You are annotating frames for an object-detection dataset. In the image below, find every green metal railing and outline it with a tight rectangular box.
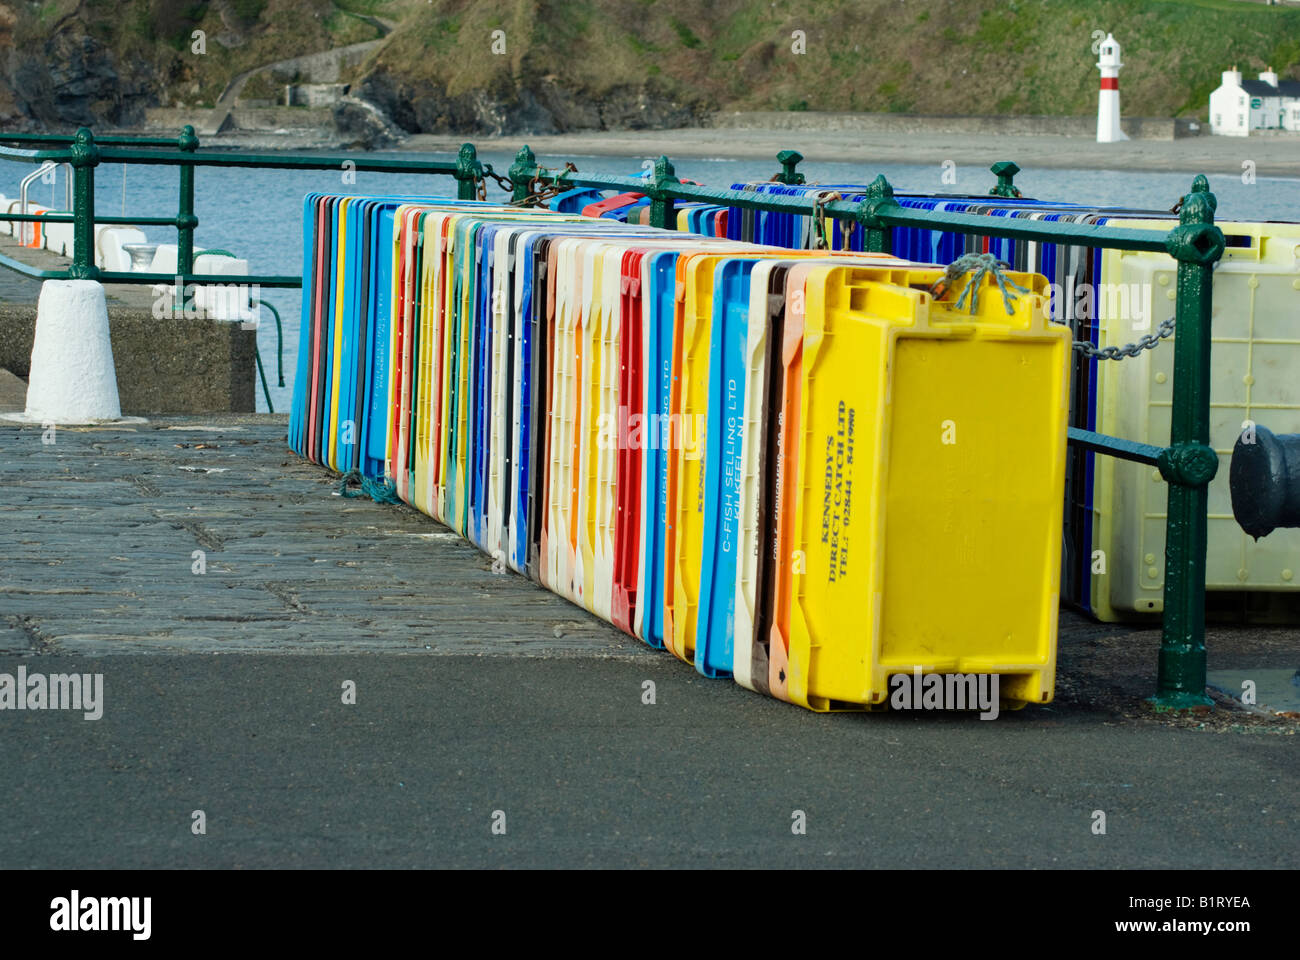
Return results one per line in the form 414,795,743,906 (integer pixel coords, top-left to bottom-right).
0,129,1225,711
0,126,482,410
0,125,483,285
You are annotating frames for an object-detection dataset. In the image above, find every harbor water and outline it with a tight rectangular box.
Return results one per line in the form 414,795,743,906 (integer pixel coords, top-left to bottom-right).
5,152,1299,413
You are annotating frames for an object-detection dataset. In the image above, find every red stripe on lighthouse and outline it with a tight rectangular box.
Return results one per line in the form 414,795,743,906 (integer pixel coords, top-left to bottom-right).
1100,77,1119,90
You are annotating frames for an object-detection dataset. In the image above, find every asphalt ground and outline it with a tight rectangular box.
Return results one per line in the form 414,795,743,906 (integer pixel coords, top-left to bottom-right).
1,652,1295,870
0,417,1295,868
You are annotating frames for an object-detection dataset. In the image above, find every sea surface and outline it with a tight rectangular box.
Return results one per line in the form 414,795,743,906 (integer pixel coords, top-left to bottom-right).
5,151,1299,413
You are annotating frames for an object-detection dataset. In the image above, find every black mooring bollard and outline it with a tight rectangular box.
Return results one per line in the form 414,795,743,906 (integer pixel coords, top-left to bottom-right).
1230,423,1300,538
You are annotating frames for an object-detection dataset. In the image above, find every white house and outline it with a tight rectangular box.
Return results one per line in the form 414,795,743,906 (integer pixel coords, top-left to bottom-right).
1210,67,1300,136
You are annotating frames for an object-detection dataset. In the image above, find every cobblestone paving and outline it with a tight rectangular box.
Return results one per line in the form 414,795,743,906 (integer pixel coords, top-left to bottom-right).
0,415,653,659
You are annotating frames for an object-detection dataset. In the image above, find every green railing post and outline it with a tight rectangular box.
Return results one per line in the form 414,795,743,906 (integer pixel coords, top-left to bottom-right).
990,161,1021,198
454,142,482,201
68,127,99,280
1151,175,1225,712
648,155,678,230
774,149,806,185
508,145,536,204
176,125,199,286
856,174,896,254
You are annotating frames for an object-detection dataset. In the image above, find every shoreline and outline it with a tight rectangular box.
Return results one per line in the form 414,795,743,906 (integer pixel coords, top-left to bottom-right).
405,128,1300,178
146,125,1300,178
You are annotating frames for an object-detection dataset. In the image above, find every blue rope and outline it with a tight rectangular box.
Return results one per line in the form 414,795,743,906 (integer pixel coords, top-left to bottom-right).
338,468,402,504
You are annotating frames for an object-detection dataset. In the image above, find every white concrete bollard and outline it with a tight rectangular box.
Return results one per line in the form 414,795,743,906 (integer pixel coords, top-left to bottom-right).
5,279,142,425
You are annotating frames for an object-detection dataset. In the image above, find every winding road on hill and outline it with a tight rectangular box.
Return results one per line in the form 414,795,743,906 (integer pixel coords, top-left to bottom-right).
200,13,397,134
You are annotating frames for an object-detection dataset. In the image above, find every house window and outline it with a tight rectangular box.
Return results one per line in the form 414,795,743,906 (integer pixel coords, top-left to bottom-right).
1215,113,1222,126
1239,114,1245,126
1239,96,1245,106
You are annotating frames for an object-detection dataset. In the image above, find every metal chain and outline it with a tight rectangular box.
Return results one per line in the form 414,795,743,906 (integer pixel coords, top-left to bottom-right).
507,162,580,207
811,191,841,250
478,163,514,194
1073,315,1175,359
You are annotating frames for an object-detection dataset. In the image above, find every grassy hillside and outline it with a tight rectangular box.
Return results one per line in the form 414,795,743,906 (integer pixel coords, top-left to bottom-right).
370,0,1300,117
4,0,1300,129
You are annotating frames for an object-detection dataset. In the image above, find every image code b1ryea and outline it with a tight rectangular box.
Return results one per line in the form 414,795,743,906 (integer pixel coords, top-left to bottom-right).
1130,897,1253,911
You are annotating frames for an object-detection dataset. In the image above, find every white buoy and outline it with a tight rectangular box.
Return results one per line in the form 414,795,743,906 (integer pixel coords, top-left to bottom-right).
1,279,144,425
1096,34,1128,143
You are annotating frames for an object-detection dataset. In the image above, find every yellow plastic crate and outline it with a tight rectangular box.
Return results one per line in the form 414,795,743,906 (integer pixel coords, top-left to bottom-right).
1092,221,1300,620
663,251,717,664
575,242,615,617
773,263,1069,711
413,207,446,521
545,237,586,601
432,212,460,525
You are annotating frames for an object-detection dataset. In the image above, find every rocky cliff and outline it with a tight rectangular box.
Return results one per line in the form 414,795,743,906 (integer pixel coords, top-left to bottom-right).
4,0,1300,137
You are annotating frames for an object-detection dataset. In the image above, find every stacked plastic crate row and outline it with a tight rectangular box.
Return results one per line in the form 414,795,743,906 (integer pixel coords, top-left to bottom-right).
688,184,1300,621
289,197,1072,711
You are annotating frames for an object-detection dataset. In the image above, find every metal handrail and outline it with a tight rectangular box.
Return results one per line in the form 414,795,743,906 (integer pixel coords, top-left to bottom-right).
503,159,1181,254
18,161,71,244
0,132,186,147
0,126,472,284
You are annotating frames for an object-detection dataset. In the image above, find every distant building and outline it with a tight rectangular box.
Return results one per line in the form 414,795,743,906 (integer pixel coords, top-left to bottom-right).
1209,67,1300,136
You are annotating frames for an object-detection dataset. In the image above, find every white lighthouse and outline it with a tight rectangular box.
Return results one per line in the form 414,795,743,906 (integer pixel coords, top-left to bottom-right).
1096,33,1128,142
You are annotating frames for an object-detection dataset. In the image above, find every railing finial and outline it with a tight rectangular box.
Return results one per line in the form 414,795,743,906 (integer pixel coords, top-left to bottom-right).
775,150,805,185
989,161,1020,198
455,142,482,201
508,145,536,204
